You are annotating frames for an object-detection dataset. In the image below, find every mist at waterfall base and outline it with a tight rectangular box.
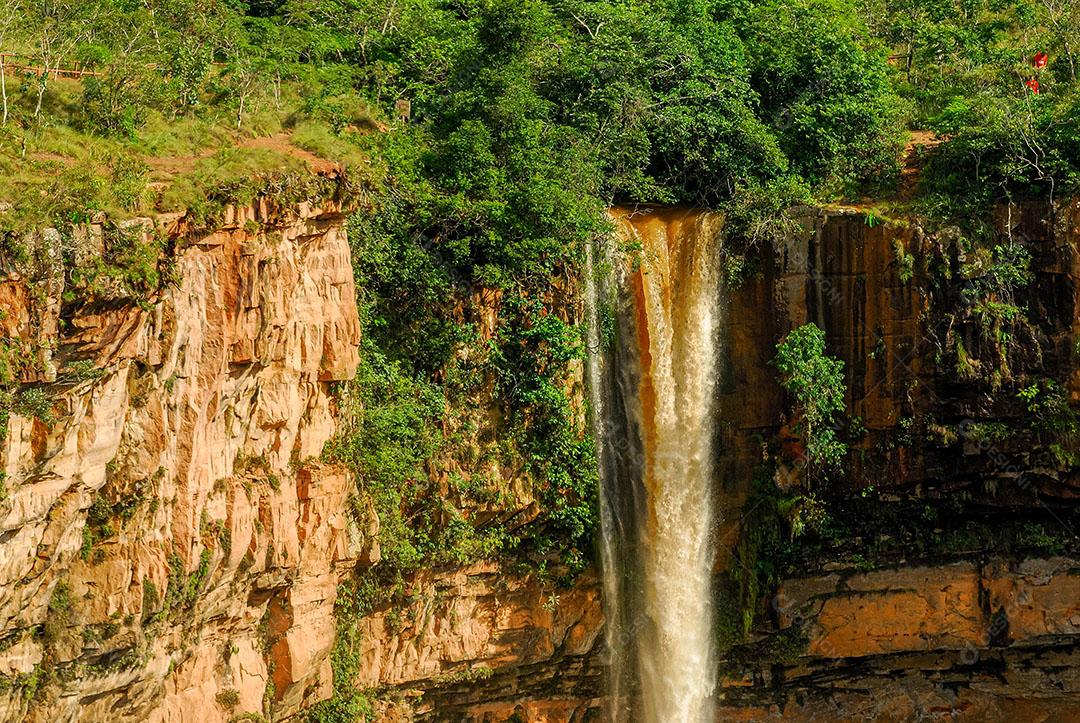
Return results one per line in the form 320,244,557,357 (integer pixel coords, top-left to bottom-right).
586,209,726,723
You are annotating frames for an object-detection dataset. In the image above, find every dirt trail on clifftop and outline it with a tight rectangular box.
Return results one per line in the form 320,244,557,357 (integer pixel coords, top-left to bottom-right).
146,132,341,178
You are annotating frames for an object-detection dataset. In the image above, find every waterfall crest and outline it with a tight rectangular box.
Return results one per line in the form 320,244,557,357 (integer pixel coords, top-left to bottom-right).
587,208,725,723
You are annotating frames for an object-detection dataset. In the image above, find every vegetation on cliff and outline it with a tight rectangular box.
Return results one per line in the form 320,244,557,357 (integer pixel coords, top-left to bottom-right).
773,323,848,472
2,0,1080,715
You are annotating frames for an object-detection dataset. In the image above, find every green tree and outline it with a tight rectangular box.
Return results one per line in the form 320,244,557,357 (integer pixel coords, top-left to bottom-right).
27,0,96,117
0,0,23,125
773,323,848,470
742,0,909,191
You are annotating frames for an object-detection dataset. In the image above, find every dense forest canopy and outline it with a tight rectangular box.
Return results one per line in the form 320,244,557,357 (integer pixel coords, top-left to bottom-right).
4,0,1077,222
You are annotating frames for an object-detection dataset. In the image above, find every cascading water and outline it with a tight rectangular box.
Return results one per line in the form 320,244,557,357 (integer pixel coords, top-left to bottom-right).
586,207,725,723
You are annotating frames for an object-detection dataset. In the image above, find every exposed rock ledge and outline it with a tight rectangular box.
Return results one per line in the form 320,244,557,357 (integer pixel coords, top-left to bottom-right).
720,557,1080,721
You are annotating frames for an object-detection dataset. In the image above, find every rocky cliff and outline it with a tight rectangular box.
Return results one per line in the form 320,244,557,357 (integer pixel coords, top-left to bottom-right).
0,194,603,723
712,201,1080,721
0,199,363,722
355,564,603,722
3,197,1080,723
415,202,1080,721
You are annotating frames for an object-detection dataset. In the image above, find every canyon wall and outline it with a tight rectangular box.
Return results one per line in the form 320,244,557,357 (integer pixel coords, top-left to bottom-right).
416,202,1080,721
713,201,1080,721
0,200,364,722
2,196,1080,722
0,196,604,723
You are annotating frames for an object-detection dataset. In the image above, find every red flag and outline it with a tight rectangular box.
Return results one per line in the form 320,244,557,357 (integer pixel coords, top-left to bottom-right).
1033,52,1049,69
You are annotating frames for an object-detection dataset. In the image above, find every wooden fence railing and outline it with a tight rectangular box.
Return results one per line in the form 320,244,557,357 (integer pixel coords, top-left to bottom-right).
0,53,102,78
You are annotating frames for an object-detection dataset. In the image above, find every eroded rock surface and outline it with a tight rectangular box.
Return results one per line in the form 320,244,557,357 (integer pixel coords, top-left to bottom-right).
0,200,362,722
362,564,604,721
3,199,1080,723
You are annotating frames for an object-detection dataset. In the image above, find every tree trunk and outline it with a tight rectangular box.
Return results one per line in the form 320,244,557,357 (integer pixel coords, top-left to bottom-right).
34,72,46,118
1,56,7,125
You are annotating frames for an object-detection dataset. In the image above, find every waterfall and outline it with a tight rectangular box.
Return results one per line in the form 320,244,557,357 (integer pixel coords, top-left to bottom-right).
587,207,724,723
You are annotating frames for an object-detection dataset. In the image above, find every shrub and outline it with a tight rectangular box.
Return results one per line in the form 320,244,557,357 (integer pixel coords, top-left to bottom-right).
81,61,153,138
14,387,55,425
214,689,240,710
43,580,72,646
773,323,848,470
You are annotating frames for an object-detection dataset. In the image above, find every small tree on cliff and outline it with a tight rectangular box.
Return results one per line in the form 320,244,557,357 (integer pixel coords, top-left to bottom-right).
773,323,847,473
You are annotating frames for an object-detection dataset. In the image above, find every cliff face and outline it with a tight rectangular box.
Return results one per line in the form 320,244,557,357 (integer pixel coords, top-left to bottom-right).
2,197,1080,723
368,202,1080,720
0,200,363,722
712,201,1080,720
753,558,1080,721
357,564,604,722
0,197,603,723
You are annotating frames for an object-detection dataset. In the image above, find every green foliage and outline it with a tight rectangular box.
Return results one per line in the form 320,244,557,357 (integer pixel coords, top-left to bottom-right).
494,294,597,575
68,222,171,303
732,466,828,636
773,323,848,469
331,0,904,237
81,61,154,138
13,387,55,425
965,422,1011,443
328,211,530,574
1018,378,1078,436
893,238,915,283
42,580,72,647
156,147,332,225
429,665,494,686
81,495,115,562
0,664,43,702
742,0,909,192
1015,520,1070,554
214,689,240,710
141,579,160,623
305,580,376,723
81,476,149,562
936,238,1037,390
920,92,1080,221
333,163,597,575
60,359,105,384
326,347,446,572
857,0,1080,216
556,0,788,206
159,550,212,619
